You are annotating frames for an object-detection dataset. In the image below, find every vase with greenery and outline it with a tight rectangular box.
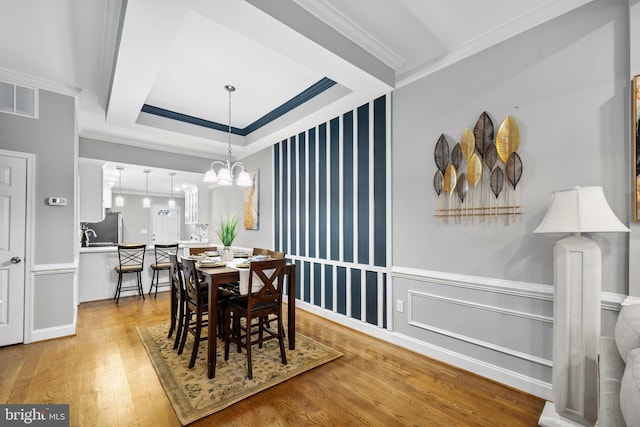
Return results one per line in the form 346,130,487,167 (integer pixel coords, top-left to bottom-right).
217,214,238,261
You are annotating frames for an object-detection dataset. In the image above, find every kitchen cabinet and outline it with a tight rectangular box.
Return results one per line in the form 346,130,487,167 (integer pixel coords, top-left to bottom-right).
103,184,112,209
184,185,209,224
79,163,105,222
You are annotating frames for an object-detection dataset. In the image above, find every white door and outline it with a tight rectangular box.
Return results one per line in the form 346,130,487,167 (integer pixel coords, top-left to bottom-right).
0,155,26,346
151,204,180,244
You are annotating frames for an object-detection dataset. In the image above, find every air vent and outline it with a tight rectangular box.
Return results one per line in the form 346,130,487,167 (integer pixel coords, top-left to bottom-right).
0,80,38,118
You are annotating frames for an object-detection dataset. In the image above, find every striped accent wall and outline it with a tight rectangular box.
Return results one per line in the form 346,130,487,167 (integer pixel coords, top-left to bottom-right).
274,95,389,328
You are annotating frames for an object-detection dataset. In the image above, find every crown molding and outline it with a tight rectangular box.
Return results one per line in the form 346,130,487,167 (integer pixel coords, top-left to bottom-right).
291,0,405,70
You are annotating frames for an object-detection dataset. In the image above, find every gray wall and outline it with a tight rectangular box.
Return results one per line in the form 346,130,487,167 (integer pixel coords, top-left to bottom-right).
390,0,629,397
393,0,629,293
0,89,77,338
1,90,76,264
209,147,274,250
79,137,213,174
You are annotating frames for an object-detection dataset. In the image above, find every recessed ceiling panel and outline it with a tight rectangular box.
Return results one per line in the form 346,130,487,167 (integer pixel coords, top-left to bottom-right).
144,10,323,129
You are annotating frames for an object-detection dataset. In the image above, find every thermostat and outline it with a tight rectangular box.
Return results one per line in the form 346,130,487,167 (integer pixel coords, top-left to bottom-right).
47,197,67,206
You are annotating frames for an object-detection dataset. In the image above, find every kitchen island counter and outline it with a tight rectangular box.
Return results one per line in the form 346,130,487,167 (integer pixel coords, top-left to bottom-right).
78,242,224,302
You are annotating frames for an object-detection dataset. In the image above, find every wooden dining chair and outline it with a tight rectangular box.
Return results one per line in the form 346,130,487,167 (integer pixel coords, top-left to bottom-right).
114,244,146,303
189,246,217,256
179,257,235,368
168,253,185,350
149,243,179,297
268,250,285,259
252,247,270,256
224,258,288,379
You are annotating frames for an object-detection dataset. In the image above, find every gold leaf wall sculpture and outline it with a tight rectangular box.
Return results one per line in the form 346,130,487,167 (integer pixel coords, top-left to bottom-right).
495,116,520,164
433,113,523,224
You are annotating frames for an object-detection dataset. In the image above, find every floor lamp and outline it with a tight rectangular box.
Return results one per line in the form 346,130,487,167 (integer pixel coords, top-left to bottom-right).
534,186,629,426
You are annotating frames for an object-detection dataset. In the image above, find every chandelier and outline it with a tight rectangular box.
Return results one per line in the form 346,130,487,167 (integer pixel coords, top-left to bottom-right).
203,85,252,186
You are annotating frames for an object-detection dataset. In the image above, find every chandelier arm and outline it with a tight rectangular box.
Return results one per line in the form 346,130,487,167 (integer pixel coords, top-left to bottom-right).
230,162,246,174
209,160,226,170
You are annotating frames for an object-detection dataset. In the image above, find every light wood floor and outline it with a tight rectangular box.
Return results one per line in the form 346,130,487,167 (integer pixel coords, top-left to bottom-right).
0,292,544,426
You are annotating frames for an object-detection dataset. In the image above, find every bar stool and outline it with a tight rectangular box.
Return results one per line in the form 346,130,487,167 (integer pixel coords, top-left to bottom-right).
114,244,146,303
149,243,179,297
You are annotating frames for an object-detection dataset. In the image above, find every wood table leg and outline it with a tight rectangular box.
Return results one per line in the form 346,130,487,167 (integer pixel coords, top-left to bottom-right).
207,276,217,379
287,263,296,350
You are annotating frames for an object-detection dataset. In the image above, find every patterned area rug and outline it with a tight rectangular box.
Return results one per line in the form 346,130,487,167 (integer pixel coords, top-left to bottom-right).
137,323,342,425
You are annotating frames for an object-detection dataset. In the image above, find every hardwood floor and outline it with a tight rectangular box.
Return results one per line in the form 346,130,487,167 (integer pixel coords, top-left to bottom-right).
0,293,544,426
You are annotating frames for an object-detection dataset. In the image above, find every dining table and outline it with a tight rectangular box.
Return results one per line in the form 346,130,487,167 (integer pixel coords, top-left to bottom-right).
197,255,297,379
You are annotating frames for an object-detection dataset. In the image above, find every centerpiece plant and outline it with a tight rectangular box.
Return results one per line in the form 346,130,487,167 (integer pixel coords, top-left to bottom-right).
217,214,238,261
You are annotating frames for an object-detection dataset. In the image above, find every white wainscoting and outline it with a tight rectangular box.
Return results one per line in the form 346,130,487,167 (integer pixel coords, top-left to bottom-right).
296,266,626,400
30,262,77,342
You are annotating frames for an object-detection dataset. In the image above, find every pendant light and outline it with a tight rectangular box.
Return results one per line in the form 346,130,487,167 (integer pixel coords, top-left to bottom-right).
168,172,176,209
143,169,151,208
203,85,252,186
115,166,124,207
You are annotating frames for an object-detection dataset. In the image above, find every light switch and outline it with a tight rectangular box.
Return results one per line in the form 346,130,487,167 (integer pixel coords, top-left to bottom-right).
47,197,67,206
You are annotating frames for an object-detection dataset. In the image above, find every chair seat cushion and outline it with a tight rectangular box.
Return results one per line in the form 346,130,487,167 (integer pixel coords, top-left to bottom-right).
621,348,640,426
615,304,640,363
226,295,278,312
151,262,170,270
115,265,143,273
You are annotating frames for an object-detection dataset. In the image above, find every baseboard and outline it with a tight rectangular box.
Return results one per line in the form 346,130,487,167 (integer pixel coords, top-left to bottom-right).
30,323,76,343
296,300,552,400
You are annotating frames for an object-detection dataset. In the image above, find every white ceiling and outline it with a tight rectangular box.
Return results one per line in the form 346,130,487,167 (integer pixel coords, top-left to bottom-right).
0,0,593,194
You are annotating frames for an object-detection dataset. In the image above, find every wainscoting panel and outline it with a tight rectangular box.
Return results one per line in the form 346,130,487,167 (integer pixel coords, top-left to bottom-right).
30,263,77,342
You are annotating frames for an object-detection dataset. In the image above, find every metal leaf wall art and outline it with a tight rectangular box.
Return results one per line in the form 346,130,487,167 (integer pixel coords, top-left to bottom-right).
433,112,523,225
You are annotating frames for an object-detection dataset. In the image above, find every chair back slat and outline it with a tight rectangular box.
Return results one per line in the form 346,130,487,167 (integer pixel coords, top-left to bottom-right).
247,259,286,310
117,244,146,268
155,243,179,264
180,257,203,304
169,253,183,296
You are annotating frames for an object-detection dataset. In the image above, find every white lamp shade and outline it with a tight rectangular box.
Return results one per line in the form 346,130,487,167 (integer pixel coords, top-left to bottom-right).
534,186,629,234
203,169,218,183
217,167,232,185
168,199,176,209
143,197,151,208
236,170,252,187
115,195,124,207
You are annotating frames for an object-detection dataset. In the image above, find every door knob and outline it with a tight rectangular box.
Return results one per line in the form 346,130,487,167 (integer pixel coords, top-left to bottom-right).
10,257,21,264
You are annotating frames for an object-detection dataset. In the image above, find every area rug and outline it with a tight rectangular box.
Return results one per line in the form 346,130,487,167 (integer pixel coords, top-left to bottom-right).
137,323,342,425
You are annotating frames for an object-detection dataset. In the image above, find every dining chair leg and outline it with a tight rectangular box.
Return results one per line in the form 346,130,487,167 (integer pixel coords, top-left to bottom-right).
154,272,160,298
137,272,145,300
173,301,185,350
168,292,177,339
224,307,231,361
189,312,202,369
178,311,190,355
115,273,122,303
235,317,242,353
278,317,287,365
246,325,253,379
148,270,157,295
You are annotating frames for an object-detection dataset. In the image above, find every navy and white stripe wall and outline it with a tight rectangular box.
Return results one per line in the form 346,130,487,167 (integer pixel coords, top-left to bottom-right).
273,94,390,328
